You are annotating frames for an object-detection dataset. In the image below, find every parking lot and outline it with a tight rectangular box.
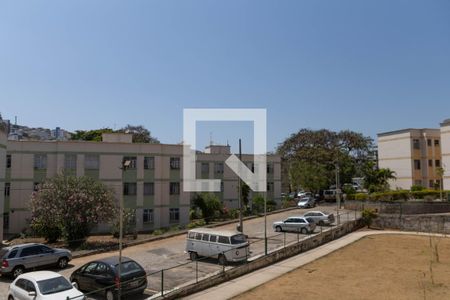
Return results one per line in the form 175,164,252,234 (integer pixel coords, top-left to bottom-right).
0,204,359,299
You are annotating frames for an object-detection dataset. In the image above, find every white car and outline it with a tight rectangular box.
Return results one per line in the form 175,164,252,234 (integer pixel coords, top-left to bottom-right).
8,271,85,300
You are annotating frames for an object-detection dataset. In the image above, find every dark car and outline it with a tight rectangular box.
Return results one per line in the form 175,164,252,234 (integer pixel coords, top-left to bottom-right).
70,256,147,300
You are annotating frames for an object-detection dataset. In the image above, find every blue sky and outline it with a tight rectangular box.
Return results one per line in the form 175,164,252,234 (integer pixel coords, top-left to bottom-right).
1,0,450,152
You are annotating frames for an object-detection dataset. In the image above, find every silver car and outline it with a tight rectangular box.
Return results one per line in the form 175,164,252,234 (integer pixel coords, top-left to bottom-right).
272,217,316,234
303,211,335,226
0,243,72,278
297,197,316,208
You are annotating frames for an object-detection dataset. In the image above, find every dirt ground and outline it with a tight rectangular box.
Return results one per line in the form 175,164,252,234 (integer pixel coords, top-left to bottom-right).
235,234,450,300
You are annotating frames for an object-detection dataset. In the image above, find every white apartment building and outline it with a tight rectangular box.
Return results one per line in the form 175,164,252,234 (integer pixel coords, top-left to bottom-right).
441,119,450,190
0,132,281,239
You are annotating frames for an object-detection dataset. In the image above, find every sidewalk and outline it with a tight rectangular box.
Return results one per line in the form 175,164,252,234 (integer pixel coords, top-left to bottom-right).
183,230,450,300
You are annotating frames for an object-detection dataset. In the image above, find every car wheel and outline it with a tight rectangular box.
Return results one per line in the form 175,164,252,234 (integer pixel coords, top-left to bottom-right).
58,257,69,269
301,228,308,234
105,289,115,300
190,251,198,261
8,296,14,300
12,266,25,278
275,226,282,232
218,254,227,266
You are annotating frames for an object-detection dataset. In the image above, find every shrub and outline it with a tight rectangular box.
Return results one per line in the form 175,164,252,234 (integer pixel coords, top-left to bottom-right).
267,200,277,212
252,195,265,213
111,209,136,238
354,193,368,201
362,208,378,228
411,185,425,191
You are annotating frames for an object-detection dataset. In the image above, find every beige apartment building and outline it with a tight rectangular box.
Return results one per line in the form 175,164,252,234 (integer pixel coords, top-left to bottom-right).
378,128,442,190
0,132,281,238
441,119,450,190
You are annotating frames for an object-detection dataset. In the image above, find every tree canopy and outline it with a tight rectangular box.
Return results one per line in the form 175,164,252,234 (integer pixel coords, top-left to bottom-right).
70,125,160,143
277,129,375,192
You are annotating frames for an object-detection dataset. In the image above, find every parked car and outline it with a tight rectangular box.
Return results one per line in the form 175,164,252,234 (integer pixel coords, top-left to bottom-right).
7,271,85,300
272,217,316,234
0,243,72,278
297,197,316,208
288,192,297,199
70,256,147,300
323,189,337,201
297,192,313,199
302,211,335,226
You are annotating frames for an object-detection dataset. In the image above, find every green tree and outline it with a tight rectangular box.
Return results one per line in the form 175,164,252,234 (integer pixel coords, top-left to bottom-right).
117,124,160,144
362,161,396,192
70,128,114,141
192,193,222,223
436,167,445,200
289,160,328,193
30,174,117,245
241,182,250,211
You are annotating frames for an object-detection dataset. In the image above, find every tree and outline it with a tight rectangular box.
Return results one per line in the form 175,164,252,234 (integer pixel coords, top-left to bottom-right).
277,129,374,191
436,167,445,201
30,174,117,245
241,182,250,211
117,124,160,144
192,193,222,223
362,161,396,192
70,128,114,141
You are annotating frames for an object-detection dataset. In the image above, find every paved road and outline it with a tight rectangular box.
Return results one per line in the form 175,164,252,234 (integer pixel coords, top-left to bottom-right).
0,204,358,299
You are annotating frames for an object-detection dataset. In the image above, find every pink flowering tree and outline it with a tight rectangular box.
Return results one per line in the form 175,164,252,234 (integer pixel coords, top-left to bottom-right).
30,174,117,245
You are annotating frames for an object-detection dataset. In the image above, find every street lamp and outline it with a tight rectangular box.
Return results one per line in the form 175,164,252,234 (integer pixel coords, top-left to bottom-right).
118,160,131,299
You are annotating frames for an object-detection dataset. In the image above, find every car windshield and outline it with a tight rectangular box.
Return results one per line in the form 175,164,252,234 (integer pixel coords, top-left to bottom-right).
116,261,143,276
230,234,247,245
37,276,73,295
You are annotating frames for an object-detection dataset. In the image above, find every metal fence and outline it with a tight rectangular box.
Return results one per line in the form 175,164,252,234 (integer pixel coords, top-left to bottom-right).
65,209,361,300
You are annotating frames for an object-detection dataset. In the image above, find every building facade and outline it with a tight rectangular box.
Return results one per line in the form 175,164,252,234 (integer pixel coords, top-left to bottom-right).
441,120,450,191
0,128,7,241
378,128,442,190
2,133,281,237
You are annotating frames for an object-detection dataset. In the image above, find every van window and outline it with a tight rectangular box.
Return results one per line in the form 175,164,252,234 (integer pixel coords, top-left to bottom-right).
218,236,230,244
195,233,202,240
230,234,247,245
8,249,18,258
188,232,195,239
209,235,217,243
202,234,209,241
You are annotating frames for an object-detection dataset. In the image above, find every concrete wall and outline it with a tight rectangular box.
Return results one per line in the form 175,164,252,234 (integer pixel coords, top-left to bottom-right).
373,214,450,234
344,200,450,215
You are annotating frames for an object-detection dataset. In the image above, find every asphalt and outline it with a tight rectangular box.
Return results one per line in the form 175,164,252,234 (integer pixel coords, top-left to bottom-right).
183,230,450,300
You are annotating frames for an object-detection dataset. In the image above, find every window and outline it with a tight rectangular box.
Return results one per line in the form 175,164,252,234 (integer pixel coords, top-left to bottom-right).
201,162,209,174
267,163,273,174
144,157,154,170
218,236,230,244
20,246,41,257
144,182,154,196
267,182,273,191
428,160,433,167
7,249,17,258
413,139,420,150
430,180,434,188
414,160,421,170
195,233,202,240
143,209,153,223
15,279,35,292
64,154,77,169
209,235,217,242
414,180,422,186
220,181,224,192
436,160,441,168
4,183,10,196
34,154,47,169
85,154,99,169
170,157,180,170
6,155,11,168
427,139,432,147
3,213,9,230
169,208,179,222
82,262,99,274
230,234,247,244
434,140,440,146
123,156,137,169
170,182,180,195
202,234,209,241
188,232,195,239
33,182,39,192
214,163,224,174
123,183,137,196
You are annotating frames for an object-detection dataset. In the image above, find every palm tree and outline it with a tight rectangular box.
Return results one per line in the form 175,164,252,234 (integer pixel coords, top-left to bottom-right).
436,167,445,201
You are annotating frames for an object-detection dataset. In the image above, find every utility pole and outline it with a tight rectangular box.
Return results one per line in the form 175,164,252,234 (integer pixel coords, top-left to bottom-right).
264,191,267,255
238,139,243,232
118,160,130,300
335,162,341,223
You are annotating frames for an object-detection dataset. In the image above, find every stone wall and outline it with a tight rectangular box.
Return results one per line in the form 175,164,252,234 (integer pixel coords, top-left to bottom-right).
373,214,450,234
344,200,450,215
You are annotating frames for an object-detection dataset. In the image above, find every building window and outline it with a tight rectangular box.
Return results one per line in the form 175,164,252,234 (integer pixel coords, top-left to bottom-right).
4,183,10,196
85,154,99,169
214,163,224,174
435,160,441,167
201,162,209,174
169,208,180,222
427,139,432,147
144,182,154,196
143,209,153,223
33,182,40,192
123,156,137,169
123,183,137,196
170,182,180,195
6,155,11,168
3,213,9,230
434,140,440,146
64,154,77,170
428,160,433,167
170,157,180,170
267,163,273,174
429,180,434,188
220,181,224,192
144,157,154,170
34,154,47,169
267,182,274,191
414,180,422,186
414,160,421,170
413,139,420,150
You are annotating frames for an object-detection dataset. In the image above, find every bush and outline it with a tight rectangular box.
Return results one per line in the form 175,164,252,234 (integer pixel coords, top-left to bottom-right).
187,219,206,229
111,209,137,238
267,200,277,212
411,185,425,191
252,195,265,213
362,208,378,228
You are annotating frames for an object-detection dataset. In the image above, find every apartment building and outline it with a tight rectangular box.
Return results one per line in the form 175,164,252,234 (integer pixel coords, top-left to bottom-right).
1,133,281,238
441,119,450,190
378,128,442,190
0,129,6,240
